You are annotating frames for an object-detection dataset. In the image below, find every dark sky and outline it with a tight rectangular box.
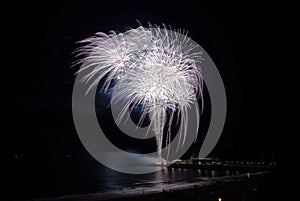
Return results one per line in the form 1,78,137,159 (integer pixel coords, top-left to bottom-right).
2,0,299,198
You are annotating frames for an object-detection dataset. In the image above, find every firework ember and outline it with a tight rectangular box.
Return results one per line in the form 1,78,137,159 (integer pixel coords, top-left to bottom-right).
75,25,204,159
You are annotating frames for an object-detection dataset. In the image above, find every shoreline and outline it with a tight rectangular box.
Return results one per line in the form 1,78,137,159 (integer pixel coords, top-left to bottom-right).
34,171,270,201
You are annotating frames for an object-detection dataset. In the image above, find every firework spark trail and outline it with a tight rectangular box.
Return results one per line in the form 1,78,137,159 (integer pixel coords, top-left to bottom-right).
75,25,204,160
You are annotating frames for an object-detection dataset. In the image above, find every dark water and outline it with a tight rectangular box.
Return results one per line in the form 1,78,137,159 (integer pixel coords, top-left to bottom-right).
11,157,249,201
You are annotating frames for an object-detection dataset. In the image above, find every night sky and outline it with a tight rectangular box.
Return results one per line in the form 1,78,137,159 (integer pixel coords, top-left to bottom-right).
3,0,298,199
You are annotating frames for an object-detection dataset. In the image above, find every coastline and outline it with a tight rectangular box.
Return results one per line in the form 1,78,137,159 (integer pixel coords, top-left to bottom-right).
35,171,270,201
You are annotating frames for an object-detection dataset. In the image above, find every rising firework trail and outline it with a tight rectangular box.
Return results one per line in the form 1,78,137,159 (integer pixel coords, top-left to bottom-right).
74,24,204,160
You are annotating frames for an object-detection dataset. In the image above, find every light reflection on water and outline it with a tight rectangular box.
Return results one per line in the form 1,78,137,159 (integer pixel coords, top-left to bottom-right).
28,163,257,200
93,166,238,192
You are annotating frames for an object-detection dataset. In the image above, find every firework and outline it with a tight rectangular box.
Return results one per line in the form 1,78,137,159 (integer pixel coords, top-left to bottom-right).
75,25,204,159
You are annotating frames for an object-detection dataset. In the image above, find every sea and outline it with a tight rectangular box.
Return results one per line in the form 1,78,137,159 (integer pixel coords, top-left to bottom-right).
11,158,265,201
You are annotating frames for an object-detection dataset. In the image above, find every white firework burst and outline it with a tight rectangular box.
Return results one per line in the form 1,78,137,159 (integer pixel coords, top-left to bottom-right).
75,24,204,159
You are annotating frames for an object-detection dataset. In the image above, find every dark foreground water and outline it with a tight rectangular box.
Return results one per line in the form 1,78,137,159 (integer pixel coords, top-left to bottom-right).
9,157,268,201
37,170,269,201
10,152,299,201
